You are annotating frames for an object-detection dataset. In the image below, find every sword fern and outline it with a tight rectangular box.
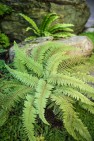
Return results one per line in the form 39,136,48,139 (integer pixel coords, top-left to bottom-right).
0,41,94,141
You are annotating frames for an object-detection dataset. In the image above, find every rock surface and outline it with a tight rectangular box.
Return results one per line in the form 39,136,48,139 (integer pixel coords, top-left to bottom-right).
84,27,94,33
9,36,94,61
0,0,90,42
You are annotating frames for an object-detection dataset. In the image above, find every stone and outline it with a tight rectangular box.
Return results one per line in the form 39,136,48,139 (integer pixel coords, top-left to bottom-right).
84,27,94,33
9,36,94,61
58,36,94,56
0,0,90,42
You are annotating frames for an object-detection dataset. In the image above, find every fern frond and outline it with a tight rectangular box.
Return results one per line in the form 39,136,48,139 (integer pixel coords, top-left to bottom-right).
48,73,94,100
20,13,40,35
14,42,43,76
48,23,74,33
51,95,92,141
55,87,94,106
32,41,73,64
5,65,38,87
79,103,94,115
58,57,86,72
71,72,94,83
0,110,8,127
14,57,27,73
40,13,58,32
23,94,37,141
34,79,53,125
1,85,32,111
46,53,70,75
31,41,53,63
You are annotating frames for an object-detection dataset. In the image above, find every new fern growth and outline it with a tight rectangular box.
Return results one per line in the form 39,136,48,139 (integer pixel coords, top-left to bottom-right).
0,41,94,141
20,13,75,40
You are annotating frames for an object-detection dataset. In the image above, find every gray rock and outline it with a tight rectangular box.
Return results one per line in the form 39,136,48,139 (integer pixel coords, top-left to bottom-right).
0,0,90,41
9,36,94,61
84,27,94,33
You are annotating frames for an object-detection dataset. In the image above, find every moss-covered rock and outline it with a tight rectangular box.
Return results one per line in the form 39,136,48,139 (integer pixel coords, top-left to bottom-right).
0,0,90,42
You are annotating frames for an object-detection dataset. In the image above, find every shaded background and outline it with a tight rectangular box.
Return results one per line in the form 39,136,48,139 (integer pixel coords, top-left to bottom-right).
86,0,94,27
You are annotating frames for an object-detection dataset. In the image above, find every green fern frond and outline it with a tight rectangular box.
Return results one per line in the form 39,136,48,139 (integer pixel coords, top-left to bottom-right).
20,13,40,35
46,53,70,75
34,79,53,125
1,85,32,111
5,65,38,87
40,13,58,32
48,23,74,33
32,41,73,64
48,73,94,100
23,94,37,141
14,42,43,76
71,72,94,83
56,87,94,106
51,95,92,141
79,103,94,115
14,57,27,73
31,41,53,63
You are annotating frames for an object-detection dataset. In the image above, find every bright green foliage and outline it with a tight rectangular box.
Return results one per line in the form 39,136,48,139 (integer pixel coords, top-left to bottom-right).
0,41,94,141
20,13,74,40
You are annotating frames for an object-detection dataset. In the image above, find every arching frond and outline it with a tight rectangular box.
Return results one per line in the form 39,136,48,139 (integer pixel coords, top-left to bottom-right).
48,23,74,33
51,95,92,141
34,79,53,125
40,13,58,32
5,65,38,87
14,56,27,73
55,87,94,106
46,52,70,75
23,94,37,141
48,73,94,100
20,13,40,35
14,42,43,76
31,41,53,63
79,103,94,115
1,85,32,111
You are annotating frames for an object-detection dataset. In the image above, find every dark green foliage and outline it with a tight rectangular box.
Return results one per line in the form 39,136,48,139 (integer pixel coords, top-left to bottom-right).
0,42,94,141
20,13,74,40
0,33,10,53
0,3,12,16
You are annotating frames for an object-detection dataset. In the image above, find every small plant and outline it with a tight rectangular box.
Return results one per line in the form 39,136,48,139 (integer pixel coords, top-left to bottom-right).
0,33,10,53
0,42,94,141
20,13,74,40
0,3,12,16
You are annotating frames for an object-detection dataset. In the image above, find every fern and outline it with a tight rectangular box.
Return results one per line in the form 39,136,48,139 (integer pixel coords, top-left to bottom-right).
20,13,40,35
23,94,37,141
51,95,92,141
20,13,74,40
34,79,53,125
0,41,94,141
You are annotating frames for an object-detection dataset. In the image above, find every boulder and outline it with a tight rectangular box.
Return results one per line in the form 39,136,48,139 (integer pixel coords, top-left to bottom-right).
0,0,90,42
9,36,94,61
84,27,94,33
